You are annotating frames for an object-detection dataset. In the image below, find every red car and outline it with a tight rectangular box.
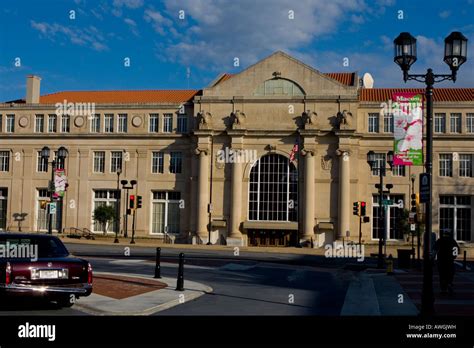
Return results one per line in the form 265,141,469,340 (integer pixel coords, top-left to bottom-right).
0,233,92,307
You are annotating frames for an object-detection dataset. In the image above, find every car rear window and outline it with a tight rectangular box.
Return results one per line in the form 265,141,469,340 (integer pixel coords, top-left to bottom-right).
0,236,69,259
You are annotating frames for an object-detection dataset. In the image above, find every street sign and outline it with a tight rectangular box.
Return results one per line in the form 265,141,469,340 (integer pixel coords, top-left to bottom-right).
382,199,393,206
49,202,57,214
408,212,416,224
419,173,430,203
410,224,416,231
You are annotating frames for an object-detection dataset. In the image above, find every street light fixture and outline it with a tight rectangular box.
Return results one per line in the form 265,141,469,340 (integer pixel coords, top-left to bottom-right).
367,150,394,269
41,146,68,235
120,179,137,238
393,31,468,316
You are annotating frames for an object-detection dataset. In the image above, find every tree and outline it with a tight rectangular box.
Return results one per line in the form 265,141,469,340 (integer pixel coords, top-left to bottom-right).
396,208,411,242
93,205,116,235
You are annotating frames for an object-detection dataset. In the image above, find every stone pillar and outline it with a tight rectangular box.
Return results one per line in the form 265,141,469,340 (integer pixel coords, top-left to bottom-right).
302,149,316,242
229,156,243,242
196,149,209,240
338,150,351,239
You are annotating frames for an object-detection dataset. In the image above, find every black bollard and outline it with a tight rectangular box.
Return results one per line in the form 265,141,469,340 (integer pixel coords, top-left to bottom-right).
464,250,467,270
154,247,161,278
175,252,184,291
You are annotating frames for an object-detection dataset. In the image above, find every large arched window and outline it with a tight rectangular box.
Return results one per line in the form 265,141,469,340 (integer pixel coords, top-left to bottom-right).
248,154,298,221
253,78,305,97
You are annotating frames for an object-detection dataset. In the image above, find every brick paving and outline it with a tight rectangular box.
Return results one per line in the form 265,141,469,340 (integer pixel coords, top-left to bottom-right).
395,268,474,315
92,274,167,300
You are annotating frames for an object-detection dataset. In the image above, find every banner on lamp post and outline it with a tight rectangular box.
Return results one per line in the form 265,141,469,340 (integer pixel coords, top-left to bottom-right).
392,92,424,166
54,169,68,198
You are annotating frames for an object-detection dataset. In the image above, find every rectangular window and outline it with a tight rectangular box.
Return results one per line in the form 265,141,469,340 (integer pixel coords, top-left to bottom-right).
61,115,70,133
169,152,182,174
152,152,164,174
93,151,105,173
118,114,127,133
467,113,474,133
392,164,406,177
149,114,159,133
368,113,379,133
177,115,187,133
6,115,14,133
48,114,57,133
35,115,45,133
37,151,48,172
440,195,471,241
0,151,10,172
459,154,473,177
371,153,386,176
434,113,446,133
110,151,123,173
93,190,119,233
163,113,173,133
439,154,453,177
104,114,114,133
372,194,404,240
450,113,461,133
383,113,394,133
151,191,181,234
91,114,100,133
54,151,65,170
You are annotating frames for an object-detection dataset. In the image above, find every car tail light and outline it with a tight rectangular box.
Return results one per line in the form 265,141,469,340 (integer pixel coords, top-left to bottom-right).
5,262,11,285
87,263,93,284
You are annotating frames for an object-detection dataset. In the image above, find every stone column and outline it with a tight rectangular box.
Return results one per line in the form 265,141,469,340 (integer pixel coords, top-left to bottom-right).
302,149,315,242
338,150,351,239
196,149,209,240
229,155,243,239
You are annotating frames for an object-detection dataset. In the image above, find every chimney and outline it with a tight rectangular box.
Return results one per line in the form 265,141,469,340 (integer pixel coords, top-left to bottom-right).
26,75,41,103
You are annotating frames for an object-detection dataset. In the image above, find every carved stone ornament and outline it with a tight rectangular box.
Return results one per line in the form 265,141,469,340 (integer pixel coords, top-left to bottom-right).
19,116,29,128
336,110,353,129
321,156,332,170
197,111,212,129
74,116,85,128
230,110,246,129
132,115,143,127
302,110,317,129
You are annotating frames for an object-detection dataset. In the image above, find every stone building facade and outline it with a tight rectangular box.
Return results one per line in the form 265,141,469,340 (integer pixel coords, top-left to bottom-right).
0,51,473,247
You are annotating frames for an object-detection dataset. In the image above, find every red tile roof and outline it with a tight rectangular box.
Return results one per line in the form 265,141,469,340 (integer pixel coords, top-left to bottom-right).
38,90,199,104
359,88,474,102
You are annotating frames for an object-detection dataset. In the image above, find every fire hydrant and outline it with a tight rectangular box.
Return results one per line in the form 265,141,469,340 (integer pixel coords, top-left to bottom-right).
386,254,394,275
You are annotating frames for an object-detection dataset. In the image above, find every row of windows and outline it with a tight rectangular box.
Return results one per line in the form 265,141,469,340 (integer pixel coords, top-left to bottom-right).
438,153,474,177
368,112,474,134
0,113,188,134
369,153,406,176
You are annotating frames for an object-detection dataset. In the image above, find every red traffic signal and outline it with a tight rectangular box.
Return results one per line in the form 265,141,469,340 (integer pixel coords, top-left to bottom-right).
129,195,135,209
360,201,366,216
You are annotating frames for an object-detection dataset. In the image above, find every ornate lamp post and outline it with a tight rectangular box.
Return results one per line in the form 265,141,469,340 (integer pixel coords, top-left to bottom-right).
393,31,468,316
41,146,68,235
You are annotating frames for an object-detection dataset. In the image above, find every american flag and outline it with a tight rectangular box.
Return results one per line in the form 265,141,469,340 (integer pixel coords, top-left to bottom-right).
289,139,299,163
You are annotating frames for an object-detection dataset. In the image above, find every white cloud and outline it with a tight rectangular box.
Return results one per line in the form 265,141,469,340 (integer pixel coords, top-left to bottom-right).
124,18,139,36
31,21,109,51
439,10,451,18
144,8,174,36
112,0,144,17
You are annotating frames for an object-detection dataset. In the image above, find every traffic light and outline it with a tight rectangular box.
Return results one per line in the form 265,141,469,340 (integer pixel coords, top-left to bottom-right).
137,195,143,209
353,201,360,216
129,195,135,209
360,201,366,216
410,193,417,213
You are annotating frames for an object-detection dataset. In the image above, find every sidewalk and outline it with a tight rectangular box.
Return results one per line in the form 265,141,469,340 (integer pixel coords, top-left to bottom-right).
74,272,212,315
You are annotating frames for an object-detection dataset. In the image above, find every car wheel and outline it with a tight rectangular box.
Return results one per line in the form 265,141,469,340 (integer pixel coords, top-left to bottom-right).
55,295,76,308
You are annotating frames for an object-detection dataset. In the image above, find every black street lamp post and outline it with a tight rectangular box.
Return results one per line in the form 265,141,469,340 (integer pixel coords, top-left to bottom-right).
367,150,394,269
120,179,137,239
114,169,122,243
393,31,468,316
41,146,67,235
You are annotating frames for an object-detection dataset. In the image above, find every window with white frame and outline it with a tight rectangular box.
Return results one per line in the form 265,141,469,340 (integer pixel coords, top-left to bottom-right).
118,114,127,133
37,151,48,172
35,114,45,133
6,115,14,133
0,151,10,172
110,151,123,173
104,114,114,133
149,114,159,133
467,113,474,133
368,113,379,133
450,113,461,133
459,154,473,177
384,113,394,133
91,114,100,133
248,154,298,221
151,191,181,234
36,188,58,231
61,115,70,133
54,151,65,170
48,114,57,133
177,114,187,133
439,195,471,241
93,151,105,173
169,152,182,173
434,113,446,133
372,194,404,240
392,164,406,177
163,113,173,133
439,153,453,177
152,152,164,173
370,153,386,176
92,190,119,233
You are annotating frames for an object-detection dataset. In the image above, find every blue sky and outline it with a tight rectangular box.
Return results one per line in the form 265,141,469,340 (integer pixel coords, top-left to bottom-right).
0,0,473,101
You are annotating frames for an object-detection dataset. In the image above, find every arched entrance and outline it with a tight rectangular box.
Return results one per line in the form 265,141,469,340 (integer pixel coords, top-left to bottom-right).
247,154,298,246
